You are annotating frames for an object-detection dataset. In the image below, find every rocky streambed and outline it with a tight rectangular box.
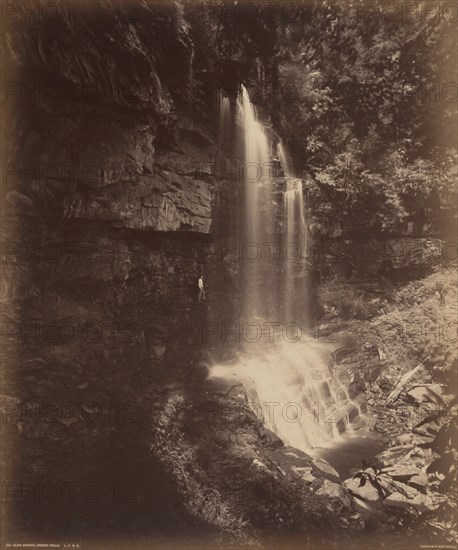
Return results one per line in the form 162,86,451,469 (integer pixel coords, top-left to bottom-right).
170,268,456,547
146,320,456,548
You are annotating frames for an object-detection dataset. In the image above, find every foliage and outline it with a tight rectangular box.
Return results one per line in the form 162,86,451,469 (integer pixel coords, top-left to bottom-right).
185,1,457,229
414,404,458,542
318,269,457,377
273,0,457,227
318,279,386,320
151,392,252,541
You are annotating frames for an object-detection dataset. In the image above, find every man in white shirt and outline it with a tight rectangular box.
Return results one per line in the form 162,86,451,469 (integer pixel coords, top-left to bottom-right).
198,274,205,302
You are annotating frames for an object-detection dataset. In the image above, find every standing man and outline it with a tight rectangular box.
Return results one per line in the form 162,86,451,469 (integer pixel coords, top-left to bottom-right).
437,282,447,308
198,274,205,302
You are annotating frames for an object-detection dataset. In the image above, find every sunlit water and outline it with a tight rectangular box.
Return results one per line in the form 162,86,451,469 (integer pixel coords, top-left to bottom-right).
210,340,363,451
218,92,230,151
310,431,385,480
211,88,375,463
278,142,307,324
237,85,273,319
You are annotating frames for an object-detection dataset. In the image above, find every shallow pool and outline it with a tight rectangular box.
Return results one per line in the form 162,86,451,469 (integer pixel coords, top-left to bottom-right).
310,428,386,480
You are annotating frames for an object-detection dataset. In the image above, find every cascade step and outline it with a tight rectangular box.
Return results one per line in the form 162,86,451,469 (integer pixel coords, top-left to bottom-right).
332,395,366,434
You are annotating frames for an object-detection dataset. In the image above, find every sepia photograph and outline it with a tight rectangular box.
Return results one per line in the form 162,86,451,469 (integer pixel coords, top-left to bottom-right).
1,1,457,549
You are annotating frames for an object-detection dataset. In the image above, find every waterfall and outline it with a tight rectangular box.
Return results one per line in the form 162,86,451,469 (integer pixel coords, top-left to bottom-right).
210,87,362,452
218,92,230,151
278,142,307,324
237,85,273,320
211,340,364,451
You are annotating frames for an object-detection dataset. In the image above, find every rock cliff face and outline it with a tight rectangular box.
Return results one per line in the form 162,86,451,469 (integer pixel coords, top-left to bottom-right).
304,174,455,286
3,2,220,390
2,2,228,539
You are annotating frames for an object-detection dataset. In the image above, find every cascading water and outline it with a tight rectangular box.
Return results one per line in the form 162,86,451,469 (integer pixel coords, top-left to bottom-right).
278,142,307,324
237,85,273,320
211,340,364,450
210,86,363,453
218,92,230,152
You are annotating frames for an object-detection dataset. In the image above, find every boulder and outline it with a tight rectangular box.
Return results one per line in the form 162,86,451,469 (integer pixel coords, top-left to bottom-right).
396,433,414,446
311,457,341,483
344,476,380,503
406,384,446,407
384,490,436,513
332,346,357,365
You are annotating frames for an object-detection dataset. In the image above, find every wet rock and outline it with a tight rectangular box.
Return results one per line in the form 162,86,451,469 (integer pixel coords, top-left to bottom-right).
348,377,366,399
316,479,350,503
407,473,428,492
259,426,284,449
362,342,379,355
384,490,436,513
381,464,423,482
252,458,269,471
344,477,380,503
272,447,341,485
396,433,414,446
272,446,314,471
377,445,415,464
377,375,394,392
332,346,357,365
411,433,436,446
291,466,315,485
311,457,341,483
406,384,446,407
